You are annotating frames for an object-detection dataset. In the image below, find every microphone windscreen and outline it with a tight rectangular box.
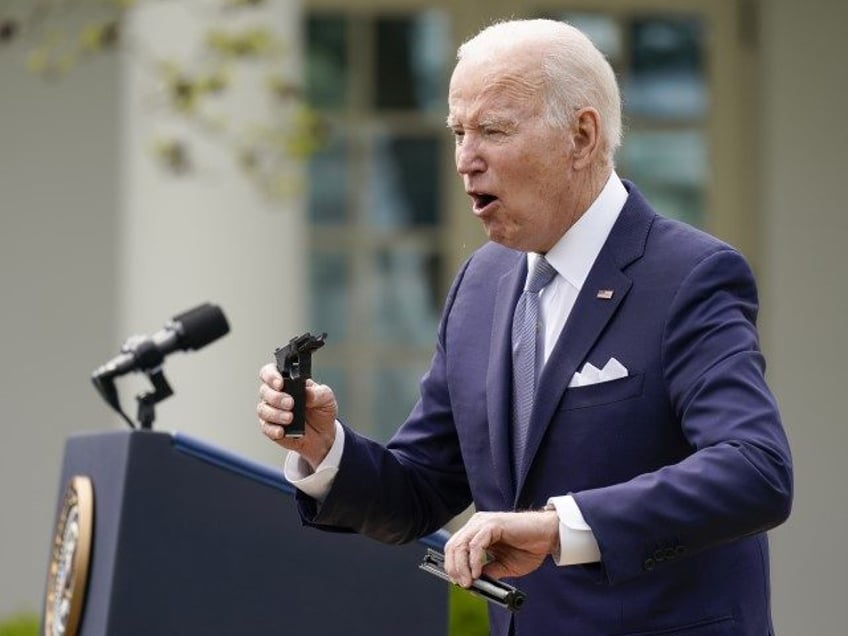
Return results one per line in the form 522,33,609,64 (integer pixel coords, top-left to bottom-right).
173,303,230,350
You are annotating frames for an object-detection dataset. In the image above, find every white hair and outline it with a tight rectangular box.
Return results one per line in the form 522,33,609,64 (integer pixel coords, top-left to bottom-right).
457,19,622,165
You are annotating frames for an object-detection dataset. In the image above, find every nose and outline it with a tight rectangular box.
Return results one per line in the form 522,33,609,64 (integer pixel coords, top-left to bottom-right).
455,137,486,176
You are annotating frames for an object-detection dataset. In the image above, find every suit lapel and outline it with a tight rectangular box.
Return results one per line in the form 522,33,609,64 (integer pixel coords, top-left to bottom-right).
514,252,631,499
487,255,526,505
513,186,654,501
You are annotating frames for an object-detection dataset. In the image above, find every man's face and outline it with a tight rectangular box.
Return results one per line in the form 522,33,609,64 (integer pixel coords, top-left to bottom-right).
447,52,580,253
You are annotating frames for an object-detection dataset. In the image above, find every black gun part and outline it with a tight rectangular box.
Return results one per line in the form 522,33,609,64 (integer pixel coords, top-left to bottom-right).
273,332,327,437
418,548,527,613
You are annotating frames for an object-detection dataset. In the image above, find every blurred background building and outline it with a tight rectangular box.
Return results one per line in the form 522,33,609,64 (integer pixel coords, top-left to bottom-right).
1,0,845,632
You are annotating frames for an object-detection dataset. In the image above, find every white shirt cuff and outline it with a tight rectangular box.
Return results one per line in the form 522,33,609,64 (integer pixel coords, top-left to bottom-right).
283,420,345,502
547,495,601,565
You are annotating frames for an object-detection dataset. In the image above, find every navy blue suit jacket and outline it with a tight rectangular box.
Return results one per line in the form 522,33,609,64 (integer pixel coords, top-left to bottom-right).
303,184,793,635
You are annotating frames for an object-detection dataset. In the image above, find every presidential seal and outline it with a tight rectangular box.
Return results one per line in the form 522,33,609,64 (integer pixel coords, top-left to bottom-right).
44,476,94,636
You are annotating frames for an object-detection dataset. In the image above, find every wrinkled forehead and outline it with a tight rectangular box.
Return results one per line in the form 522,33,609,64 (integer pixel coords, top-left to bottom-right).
448,53,546,121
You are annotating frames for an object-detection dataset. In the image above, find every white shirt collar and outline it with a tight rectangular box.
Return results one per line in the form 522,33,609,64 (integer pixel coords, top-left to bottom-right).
528,171,627,291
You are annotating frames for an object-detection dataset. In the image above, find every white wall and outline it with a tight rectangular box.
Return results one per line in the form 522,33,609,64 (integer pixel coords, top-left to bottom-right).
0,31,120,615
116,0,305,458
761,0,848,632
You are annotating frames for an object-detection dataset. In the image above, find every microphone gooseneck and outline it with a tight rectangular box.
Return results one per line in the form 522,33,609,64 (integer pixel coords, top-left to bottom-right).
91,302,230,429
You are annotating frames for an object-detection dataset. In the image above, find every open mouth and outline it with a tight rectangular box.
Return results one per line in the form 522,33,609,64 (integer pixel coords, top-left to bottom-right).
471,192,499,213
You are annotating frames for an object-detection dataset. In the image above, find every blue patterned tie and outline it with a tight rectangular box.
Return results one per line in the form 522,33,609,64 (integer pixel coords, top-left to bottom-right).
512,255,558,482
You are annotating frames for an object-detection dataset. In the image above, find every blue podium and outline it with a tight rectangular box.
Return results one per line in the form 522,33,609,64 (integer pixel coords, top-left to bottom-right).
42,430,448,635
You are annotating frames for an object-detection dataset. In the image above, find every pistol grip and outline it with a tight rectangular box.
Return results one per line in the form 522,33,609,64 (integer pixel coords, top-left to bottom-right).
285,375,307,437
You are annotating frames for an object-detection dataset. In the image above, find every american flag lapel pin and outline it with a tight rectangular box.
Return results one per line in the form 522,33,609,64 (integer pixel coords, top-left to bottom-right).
596,289,614,300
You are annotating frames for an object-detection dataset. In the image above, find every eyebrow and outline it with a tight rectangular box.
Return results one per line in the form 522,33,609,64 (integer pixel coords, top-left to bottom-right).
445,114,517,130
479,116,516,129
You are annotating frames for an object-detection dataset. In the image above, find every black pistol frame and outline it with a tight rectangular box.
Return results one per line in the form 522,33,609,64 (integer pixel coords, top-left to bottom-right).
273,332,327,438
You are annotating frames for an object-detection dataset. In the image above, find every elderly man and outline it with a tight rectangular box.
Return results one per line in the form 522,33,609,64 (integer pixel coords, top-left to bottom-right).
258,19,792,636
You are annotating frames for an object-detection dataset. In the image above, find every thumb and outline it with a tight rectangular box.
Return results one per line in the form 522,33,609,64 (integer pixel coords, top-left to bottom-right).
481,561,509,581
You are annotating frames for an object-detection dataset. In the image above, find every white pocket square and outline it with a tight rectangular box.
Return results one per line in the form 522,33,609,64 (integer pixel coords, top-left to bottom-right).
569,358,628,388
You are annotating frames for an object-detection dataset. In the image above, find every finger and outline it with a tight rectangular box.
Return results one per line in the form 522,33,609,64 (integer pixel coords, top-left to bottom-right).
258,384,294,411
259,419,286,443
257,399,293,426
304,381,332,407
445,533,473,588
259,363,284,390
467,526,493,580
443,534,460,583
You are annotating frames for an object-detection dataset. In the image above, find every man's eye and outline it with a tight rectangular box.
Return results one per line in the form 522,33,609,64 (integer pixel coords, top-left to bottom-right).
452,129,465,143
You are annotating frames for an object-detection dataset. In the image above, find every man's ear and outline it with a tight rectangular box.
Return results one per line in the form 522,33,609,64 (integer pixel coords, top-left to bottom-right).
571,107,602,169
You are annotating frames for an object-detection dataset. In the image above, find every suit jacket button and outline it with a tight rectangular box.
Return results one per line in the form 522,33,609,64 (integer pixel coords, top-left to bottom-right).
643,558,655,571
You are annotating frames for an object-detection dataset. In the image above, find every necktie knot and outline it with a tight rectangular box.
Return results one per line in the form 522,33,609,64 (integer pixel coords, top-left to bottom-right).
526,256,557,294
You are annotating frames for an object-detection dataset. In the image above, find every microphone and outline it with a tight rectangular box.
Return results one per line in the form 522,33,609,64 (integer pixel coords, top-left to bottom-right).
92,303,230,381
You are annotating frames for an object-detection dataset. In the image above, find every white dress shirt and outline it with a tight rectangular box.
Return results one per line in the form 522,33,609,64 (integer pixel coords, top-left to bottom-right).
529,172,627,564
286,172,628,566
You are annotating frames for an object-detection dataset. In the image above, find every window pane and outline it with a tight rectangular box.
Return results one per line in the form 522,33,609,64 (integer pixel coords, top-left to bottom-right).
373,366,425,442
624,17,707,120
370,134,440,228
305,9,451,433
308,134,348,225
306,15,347,109
618,130,707,226
310,250,351,340
374,247,441,346
374,11,449,111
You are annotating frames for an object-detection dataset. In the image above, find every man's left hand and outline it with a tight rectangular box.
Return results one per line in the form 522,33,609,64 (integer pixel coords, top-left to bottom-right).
443,509,559,587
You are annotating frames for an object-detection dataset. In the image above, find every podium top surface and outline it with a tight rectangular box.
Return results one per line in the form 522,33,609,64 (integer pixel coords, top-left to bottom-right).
66,428,449,551
171,430,297,496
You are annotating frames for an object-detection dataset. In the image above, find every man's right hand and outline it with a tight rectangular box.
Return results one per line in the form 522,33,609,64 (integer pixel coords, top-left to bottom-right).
257,363,338,471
